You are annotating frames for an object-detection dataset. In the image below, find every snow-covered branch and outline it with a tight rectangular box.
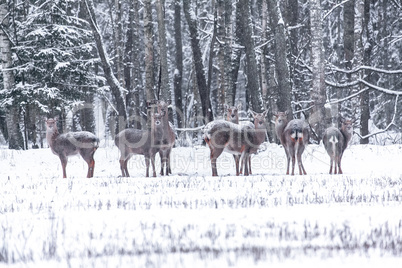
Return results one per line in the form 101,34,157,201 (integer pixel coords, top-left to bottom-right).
330,65,402,75
354,95,399,140
175,125,205,132
323,0,352,20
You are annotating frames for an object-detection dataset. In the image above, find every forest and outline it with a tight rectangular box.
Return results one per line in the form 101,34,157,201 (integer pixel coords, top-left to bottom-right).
0,0,401,149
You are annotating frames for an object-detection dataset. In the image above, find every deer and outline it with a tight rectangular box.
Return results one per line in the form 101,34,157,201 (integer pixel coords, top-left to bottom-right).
204,110,268,176
115,113,165,177
274,111,309,175
323,120,353,174
224,103,255,175
45,118,99,178
154,100,176,175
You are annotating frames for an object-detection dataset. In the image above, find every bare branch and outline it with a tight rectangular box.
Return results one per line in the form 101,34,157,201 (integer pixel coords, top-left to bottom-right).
354,95,399,140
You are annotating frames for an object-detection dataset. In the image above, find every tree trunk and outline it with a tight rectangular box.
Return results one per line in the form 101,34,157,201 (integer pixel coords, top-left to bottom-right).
114,0,123,85
124,0,135,128
223,0,234,107
235,0,263,112
309,0,328,141
359,0,370,144
183,0,213,123
156,0,170,101
207,0,219,116
339,0,355,122
267,0,292,115
173,0,184,128
144,0,156,129
0,3,24,149
84,0,127,132
132,0,143,130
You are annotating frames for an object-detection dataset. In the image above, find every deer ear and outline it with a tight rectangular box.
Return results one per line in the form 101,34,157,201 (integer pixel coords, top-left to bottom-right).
284,111,289,116
262,110,268,117
249,110,258,118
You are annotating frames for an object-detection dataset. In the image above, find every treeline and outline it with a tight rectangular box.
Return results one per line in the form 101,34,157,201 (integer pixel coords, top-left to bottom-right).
0,0,401,149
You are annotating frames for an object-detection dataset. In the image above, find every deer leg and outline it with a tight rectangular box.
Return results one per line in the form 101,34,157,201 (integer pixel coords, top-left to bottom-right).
59,155,68,178
151,154,157,177
295,143,307,175
119,159,126,177
159,151,165,176
329,158,333,174
248,156,252,175
86,158,95,178
210,147,224,177
145,156,150,177
243,153,250,176
167,148,172,174
234,155,240,176
82,150,96,178
337,154,343,174
283,148,291,175
124,158,130,177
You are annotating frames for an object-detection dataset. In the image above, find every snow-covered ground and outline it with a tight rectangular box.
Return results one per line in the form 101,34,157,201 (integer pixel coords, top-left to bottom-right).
1,142,402,267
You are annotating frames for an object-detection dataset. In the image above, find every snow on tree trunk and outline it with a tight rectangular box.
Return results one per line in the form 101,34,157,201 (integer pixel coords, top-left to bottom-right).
156,0,171,102
173,0,184,129
144,0,156,130
183,0,213,123
223,0,235,107
0,3,23,150
309,0,328,142
357,0,369,144
267,0,292,115
236,0,263,112
84,0,127,133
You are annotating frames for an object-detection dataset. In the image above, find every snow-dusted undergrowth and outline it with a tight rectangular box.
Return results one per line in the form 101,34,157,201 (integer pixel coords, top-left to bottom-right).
0,143,402,267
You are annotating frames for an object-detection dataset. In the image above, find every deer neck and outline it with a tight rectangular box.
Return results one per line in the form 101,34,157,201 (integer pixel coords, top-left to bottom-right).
46,127,59,149
254,124,266,145
275,120,287,138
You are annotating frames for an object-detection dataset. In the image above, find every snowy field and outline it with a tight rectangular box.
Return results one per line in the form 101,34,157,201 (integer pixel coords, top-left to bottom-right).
1,141,402,267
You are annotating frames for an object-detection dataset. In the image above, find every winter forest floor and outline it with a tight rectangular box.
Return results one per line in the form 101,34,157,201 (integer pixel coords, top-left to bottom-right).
0,142,402,267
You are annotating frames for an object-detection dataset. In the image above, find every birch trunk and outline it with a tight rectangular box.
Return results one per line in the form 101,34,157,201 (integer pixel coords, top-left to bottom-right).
0,3,23,149
309,0,328,141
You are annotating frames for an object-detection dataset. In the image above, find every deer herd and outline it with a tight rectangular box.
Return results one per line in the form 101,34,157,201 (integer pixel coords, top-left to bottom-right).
45,101,354,178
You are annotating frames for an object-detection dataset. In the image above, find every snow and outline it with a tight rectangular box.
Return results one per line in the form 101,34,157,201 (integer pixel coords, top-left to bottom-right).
0,142,402,267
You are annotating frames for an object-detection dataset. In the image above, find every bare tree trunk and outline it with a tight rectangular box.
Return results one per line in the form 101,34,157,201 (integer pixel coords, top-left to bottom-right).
144,0,156,129
207,0,219,116
156,0,170,101
261,0,275,142
84,0,127,132
124,0,135,128
340,0,355,121
183,0,213,123
309,0,328,141
357,0,370,144
223,0,234,107
0,3,23,149
267,0,292,115
236,0,263,112
173,0,184,128
114,0,123,85
132,0,143,130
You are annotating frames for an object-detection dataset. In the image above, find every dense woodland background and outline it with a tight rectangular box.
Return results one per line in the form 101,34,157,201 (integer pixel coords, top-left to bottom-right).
0,0,401,150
